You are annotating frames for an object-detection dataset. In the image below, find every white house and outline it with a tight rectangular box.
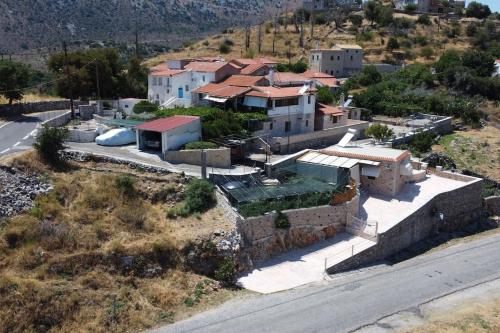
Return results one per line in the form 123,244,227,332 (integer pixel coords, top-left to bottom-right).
135,116,202,155
148,60,240,109
243,85,317,137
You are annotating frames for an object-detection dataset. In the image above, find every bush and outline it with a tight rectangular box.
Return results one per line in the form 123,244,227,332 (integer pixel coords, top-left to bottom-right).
184,179,216,213
365,124,394,142
33,125,68,166
315,13,327,25
219,43,231,54
416,14,431,25
214,258,236,286
386,37,399,50
115,174,136,197
274,212,290,229
409,131,436,155
132,100,158,114
420,46,434,59
349,14,363,27
184,141,218,150
404,3,417,12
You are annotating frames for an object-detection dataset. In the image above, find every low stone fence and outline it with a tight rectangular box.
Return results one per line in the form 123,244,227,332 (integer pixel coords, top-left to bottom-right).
43,111,71,127
165,148,231,168
391,116,453,146
67,129,98,143
268,121,369,153
0,100,88,117
327,177,484,274
234,195,360,262
485,196,500,216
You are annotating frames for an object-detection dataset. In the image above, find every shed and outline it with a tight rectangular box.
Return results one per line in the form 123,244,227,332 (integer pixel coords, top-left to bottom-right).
135,116,201,155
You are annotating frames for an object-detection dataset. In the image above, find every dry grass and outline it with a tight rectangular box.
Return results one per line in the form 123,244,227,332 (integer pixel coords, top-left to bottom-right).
0,152,239,333
403,298,500,333
0,93,62,105
144,13,479,68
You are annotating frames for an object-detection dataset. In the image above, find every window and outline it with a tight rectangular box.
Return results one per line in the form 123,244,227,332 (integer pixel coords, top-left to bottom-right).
198,93,203,99
158,77,163,86
269,122,273,130
330,115,338,123
275,98,299,107
311,56,314,61
156,94,159,100
330,70,334,75
185,85,189,92
305,120,309,127
355,50,358,53
337,56,340,60
153,77,157,86
317,55,320,60
330,55,334,61
350,55,353,61
167,89,170,94
284,121,291,132
307,95,311,104
202,75,205,82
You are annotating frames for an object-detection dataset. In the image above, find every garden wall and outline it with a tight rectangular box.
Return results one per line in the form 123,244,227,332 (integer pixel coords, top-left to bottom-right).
165,148,231,168
327,176,484,274
0,100,88,117
232,195,360,262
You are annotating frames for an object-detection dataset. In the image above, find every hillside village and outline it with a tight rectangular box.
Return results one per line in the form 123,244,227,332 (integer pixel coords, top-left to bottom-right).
0,0,500,332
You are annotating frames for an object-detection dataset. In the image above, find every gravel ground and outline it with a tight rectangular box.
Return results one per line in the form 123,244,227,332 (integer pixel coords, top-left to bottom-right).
0,165,52,218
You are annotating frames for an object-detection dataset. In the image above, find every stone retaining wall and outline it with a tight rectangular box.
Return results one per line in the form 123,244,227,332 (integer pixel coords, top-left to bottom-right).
0,100,87,117
67,129,98,143
43,111,71,127
327,178,484,274
165,148,231,168
233,195,360,262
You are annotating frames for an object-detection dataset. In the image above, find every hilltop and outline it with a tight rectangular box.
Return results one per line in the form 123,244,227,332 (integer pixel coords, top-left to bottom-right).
0,0,296,54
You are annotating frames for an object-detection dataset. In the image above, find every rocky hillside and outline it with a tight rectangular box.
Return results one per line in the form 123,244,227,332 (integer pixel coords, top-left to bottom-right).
0,0,296,53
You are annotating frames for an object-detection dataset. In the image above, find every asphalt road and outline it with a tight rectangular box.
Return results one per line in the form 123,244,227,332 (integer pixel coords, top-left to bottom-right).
0,110,68,157
152,233,500,333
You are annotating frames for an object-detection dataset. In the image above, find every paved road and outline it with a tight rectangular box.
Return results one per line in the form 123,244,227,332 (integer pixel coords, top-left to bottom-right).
0,110,68,157
152,233,500,333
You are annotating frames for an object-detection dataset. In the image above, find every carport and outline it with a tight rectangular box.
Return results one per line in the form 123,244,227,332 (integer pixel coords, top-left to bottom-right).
135,116,201,155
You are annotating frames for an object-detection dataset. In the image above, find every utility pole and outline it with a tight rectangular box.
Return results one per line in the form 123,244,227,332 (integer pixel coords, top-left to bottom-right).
299,11,305,48
311,11,315,41
258,23,262,53
62,41,75,119
272,15,277,54
95,59,101,114
135,20,140,59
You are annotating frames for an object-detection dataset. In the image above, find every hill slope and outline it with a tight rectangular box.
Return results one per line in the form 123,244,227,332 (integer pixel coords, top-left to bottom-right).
0,0,295,53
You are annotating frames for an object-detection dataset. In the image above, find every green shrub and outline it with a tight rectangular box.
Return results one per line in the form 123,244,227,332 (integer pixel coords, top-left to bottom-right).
132,100,158,114
365,124,394,142
386,37,399,50
33,124,68,166
416,14,431,25
274,212,290,229
214,258,236,286
420,46,434,59
115,174,136,197
409,131,437,156
219,43,231,54
184,141,218,150
184,179,216,213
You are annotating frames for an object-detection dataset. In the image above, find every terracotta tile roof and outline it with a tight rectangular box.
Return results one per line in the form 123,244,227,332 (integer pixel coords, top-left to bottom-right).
184,61,229,72
222,75,267,87
302,71,338,87
232,58,278,66
245,86,315,98
316,103,344,116
192,82,251,98
269,72,308,84
150,63,186,77
316,78,339,87
136,116,199,133
240,63,268,75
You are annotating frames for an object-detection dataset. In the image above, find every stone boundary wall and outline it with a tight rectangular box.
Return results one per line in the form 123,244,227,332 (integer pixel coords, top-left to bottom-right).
165,148,231,168
67,129,98,143
327,178,484,274
269,121,369,153
391,116,453,146
0,100,88,117
485,196,500,216
43,111,71,128
235,195,360,262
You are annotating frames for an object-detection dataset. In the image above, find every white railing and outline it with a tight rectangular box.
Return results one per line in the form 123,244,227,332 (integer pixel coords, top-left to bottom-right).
323,238,375,275
346,215,378,242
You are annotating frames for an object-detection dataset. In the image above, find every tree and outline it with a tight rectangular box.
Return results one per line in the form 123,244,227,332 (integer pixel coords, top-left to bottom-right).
349,14,363,27
364,1,380,27
365,123,394,142
317,86,335,105
420,46,434,59
386,37,399,50
133,100,158,114
358,65,382,86
461,50,495,77
219,43,231,54
184,179,216,213
48,48,124,100
121,57,148,98
0,60,32,104
465,1,491,19
416,14,431,25
33,125,69,166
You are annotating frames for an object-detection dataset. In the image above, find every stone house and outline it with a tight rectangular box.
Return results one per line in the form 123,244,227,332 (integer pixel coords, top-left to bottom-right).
309,44,363,78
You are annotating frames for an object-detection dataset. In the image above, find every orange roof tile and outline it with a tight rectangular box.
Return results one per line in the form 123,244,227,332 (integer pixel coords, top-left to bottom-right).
232,58,278,66
269,72,308,84
222,75,267,87
150,63,186,77
245,86,314,98
240,63,269,75
184,61,229,72
192,83,251,98
316,104,344,116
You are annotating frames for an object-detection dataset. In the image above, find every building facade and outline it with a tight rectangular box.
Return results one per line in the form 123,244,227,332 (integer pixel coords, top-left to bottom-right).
309,44,363,78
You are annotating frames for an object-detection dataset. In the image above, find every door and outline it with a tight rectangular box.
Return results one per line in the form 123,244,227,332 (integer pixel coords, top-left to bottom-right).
178,87,184,99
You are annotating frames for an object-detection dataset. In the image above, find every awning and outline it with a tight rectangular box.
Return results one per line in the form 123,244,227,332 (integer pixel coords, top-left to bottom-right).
361,165,381,177
204,96,228,103
297,151,360,169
